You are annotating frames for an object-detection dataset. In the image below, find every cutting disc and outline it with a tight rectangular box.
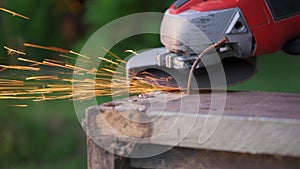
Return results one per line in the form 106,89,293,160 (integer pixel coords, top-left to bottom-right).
126,48,257,90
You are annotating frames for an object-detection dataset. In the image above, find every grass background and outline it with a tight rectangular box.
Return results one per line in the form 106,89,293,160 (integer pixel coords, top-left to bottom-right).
0,100,86,169
0,0,300,169
230,51,300,93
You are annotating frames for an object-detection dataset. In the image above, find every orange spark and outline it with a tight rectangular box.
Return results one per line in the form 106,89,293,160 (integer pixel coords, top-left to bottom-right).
69,51,90,59
44,58,67,64
4,46,26,55
124,49,138,55
42,61,70,69
0,7,29,20
23,43,91,60
23,43,69,53
64,64,90,72
7,104,28,107
0,65,40,71
59,54,92,63
26,76,59,80
102,47,126,64
18,57,41,64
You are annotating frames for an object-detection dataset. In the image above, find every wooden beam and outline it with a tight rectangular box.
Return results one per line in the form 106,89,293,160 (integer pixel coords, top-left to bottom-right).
86,91,300,168
87,138,115,169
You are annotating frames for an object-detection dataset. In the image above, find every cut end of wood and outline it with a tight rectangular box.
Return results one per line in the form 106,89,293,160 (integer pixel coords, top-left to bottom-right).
96,109,152,138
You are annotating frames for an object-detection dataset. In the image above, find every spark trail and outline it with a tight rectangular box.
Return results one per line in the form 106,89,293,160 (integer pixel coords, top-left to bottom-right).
0,44,179,102
0,7,179,102
0,7,29,20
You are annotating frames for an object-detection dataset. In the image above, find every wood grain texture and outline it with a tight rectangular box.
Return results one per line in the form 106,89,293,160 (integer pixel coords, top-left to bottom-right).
87,138,115,169
131,147,300,169
86,91,300,168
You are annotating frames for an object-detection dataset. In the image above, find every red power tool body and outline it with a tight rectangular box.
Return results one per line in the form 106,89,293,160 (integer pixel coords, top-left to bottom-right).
169,0,300,56
127,0,300,89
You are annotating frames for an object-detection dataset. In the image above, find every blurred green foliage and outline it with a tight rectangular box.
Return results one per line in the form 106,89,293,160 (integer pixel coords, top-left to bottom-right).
0,0,85,64
0,0,300,168
229,51,300,93
0,100,86,169
0,0,173,168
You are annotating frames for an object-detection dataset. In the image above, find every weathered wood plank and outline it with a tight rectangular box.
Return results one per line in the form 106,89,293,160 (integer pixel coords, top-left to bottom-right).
86,91,300,168
87,138,115,169
131,148,300,169
142,91,300,119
